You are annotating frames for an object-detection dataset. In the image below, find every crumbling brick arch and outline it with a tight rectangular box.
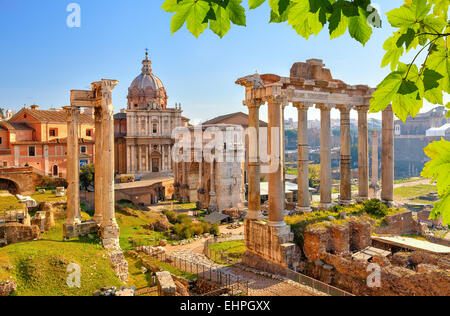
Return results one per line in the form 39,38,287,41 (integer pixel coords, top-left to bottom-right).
0,177,20,195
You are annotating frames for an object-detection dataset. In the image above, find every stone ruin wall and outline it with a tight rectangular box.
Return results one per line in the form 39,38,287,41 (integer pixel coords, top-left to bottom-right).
303,220,372,262
215,161,243,211
243,219,301,275
300,218,450,296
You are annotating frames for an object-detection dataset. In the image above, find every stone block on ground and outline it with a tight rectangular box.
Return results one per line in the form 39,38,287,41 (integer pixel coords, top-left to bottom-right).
156,271,177,296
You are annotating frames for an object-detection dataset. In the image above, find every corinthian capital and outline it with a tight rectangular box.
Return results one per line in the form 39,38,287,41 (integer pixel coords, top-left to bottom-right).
293,102,313,110
355,105,370,113
264,95,288,107
64,106,80,122
335,104,352,113
243,98,264,108
315,103,333,111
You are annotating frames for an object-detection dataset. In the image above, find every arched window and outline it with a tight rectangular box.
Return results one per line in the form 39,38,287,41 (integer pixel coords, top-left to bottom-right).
395,125,401,136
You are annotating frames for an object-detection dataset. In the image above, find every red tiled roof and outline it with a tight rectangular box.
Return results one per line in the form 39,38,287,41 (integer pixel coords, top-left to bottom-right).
10,108,94,124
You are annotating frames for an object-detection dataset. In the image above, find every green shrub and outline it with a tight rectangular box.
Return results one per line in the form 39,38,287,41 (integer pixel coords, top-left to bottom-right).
210,224,220,236
162,210,178,224
176,214,191,225
363,199,388,218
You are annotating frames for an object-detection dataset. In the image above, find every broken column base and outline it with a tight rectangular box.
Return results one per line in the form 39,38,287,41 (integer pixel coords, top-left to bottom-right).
369,184,380,199
318,203,334,210
63,220,98,240
100,223,120,250
242,219,301,275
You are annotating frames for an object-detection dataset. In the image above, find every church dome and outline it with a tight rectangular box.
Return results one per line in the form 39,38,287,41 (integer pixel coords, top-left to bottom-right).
130,72,164,90
127,51,168,110
129,51,164,91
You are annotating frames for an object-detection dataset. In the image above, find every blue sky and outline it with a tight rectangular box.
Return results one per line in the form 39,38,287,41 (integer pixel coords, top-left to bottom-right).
0,1,445,123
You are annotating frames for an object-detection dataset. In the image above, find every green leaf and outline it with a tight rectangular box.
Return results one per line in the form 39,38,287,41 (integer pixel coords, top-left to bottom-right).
427,43,450,93
209,3,231,38
348,7,372,45
382,36,404,71
172,0,210,37
370,71,403,113
329,12,348,39
410,0,431,21
422,139,450,192
288,0,323,39
386,6,416,28
162,0,181,13
249,0,266,9
226,0,246,26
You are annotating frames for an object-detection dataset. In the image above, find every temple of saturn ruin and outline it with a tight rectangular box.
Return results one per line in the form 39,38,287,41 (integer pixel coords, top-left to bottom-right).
63,79,121,251
236,59,394,272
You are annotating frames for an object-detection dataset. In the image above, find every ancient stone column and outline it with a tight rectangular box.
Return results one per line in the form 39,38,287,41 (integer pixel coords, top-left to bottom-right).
337,104,352,205
245,99,263,219
99,79,120,250
138,145,142,172
382,105,394,205
356,105,369,201
369,130,380,199
317,103,333,209
293,102,311,212
65,106,81,226
93,107,103,224
208,158,218,212
267,96,286,226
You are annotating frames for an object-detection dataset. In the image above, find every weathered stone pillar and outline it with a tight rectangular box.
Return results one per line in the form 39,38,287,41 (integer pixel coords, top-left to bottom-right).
99,79,120,250
337,104,352,205
317,103,333,209
267,96,286,226
245,99,263,219
370,130,380,198
293,102,311,212
356,105,369,201
93,107,103,224
208,158,217,212
181,157,189,203
382,105,394,205
65,106,81,226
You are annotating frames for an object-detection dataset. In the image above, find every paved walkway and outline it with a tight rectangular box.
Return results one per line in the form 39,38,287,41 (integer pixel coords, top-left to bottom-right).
167,246,319,296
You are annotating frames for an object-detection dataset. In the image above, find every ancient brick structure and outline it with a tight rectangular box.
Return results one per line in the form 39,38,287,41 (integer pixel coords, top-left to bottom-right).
173,124,244,211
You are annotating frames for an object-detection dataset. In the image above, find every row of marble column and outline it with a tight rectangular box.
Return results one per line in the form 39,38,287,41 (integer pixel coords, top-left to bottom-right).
245,98,395,225
64,106,117,231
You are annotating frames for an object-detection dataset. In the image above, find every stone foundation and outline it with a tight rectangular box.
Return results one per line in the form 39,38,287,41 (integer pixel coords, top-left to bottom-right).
242,219,301,273
108,250,129,283
375,210,420,235
301,251,450,296
63,220,98,239
0,223,40,246
303,220,372,261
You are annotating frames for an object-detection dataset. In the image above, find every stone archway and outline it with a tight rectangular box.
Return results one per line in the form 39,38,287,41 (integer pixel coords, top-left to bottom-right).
0,178,19,195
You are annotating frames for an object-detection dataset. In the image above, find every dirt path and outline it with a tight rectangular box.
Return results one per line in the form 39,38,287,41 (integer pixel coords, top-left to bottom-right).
393,178,433,188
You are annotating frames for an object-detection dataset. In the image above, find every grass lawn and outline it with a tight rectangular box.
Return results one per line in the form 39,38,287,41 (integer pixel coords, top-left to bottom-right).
0,212,122,296
115,204,174,250
30,192,67,203
207,240,246,265
0,196,24,211
394,184,437,200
